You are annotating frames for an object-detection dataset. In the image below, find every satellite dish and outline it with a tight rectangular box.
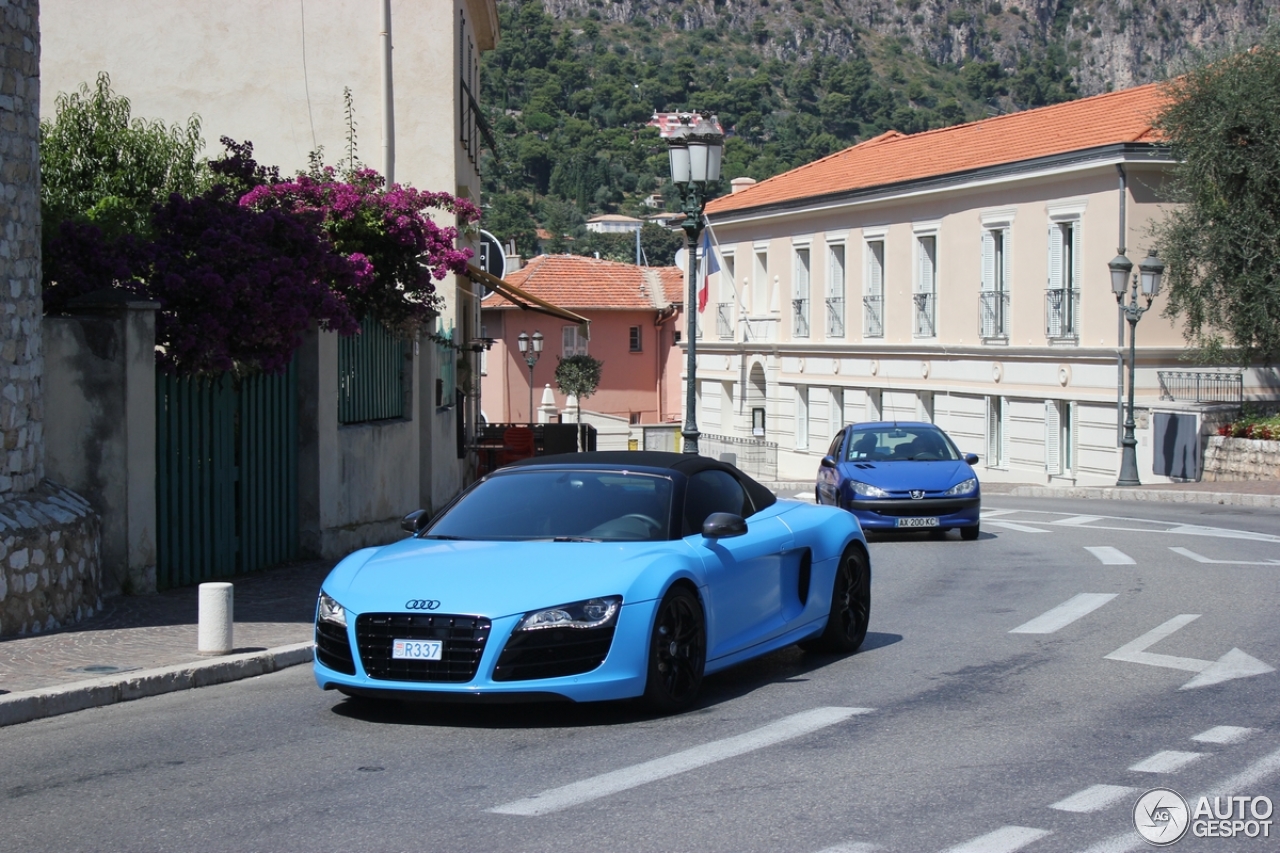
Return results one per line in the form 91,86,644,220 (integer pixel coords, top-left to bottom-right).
673,247,687,271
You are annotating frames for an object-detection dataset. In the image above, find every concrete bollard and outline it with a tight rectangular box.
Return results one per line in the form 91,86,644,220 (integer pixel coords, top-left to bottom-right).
198,582,234,655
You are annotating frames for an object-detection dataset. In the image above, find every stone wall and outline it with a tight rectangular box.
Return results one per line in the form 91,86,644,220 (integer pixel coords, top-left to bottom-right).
1203,436,1280,482
0,481,101,635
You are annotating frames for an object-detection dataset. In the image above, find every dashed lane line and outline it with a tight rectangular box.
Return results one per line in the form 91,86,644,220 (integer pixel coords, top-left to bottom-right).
1052,515,1104,526
1128,750,1207,774
1169,546,1280,566
813,844,878,853
938,826,1051,853
1050,784,1140,813
1009,593,1117,635
1192,726,1258,745
984,520,1051,534
489,706,871,817
1085,546,1135,565
983,508,1280,543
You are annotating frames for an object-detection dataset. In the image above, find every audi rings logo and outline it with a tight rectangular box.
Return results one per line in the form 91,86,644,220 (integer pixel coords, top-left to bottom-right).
1134,787,1191,846
910,490,926,500
405,599,441,611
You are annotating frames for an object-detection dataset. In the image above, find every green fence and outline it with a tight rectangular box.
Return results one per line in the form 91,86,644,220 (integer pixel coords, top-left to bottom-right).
339,315,407,423
155,363,298,590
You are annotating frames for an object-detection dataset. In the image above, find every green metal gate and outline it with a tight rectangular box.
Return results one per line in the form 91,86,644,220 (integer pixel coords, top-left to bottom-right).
155,363,299,590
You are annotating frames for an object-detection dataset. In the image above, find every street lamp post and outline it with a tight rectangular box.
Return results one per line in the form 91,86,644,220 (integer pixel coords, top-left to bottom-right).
516,330,543,423
665,112,724,454
1108,248,1165,487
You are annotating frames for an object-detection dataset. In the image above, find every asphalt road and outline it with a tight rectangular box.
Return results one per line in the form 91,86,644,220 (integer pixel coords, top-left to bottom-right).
2,497,1277,853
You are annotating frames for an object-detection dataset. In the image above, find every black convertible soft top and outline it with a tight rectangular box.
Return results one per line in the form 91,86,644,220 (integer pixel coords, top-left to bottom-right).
506,450,778,514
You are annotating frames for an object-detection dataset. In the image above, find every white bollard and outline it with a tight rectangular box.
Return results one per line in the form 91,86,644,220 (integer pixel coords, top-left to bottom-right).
198,582,234,655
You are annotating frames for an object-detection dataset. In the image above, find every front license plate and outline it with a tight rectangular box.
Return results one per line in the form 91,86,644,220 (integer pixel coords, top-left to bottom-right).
896,517,939,528
392,639,442,660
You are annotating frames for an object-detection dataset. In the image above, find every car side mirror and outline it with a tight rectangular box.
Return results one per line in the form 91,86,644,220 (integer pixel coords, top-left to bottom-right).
401,509,431,534
964,453,979,465
820,455,836,469
702,512,748,539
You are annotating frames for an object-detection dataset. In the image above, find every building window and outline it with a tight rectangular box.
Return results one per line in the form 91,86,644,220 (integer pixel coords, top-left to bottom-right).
1046,219,1081,339
1045,399,1077,476
981,227,1011,340
914,233,937,338
792,247,811,338
863,240,885,338
917,390,934,423
562,325,588,357
752,250,769,315
826,243,846,339
866,388,882,422
629,326,642,352
795,386,809,450
986,396,1008,468
829,387,844,439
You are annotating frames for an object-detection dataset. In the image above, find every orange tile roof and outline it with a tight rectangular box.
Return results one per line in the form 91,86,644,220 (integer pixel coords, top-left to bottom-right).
483,255,685,311
707,82,1171,216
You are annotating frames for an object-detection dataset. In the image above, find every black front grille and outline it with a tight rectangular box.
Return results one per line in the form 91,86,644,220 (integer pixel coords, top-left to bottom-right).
493,626,615,682
315,621,356,675
848,496,979,517
355,613,491,683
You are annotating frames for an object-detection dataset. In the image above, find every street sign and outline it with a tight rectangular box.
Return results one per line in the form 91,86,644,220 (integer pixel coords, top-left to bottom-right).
477,229,506,286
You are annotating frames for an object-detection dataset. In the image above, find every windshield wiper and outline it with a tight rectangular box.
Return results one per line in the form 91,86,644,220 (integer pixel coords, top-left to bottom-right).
421,534,468,540
548,536,601,543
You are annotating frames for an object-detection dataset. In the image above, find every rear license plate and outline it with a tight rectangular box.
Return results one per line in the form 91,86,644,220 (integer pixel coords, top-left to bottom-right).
392,639,442,660
896,517,939,528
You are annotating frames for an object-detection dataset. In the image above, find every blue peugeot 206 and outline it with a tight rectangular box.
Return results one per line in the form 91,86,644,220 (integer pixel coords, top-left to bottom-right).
815,421,982,540
315,451,871,714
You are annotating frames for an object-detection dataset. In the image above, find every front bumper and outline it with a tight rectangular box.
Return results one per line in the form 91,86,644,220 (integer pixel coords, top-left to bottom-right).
844,495,980,529
313,601,654,704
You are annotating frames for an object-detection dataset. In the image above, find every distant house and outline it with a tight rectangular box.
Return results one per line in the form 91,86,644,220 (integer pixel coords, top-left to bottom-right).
586,214,644,235
479,255,684,426
703,82,1277,486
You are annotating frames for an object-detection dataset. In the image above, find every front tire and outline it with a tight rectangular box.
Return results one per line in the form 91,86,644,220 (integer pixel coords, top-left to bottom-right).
800,545,871,654
642,586,706,714
961,523,980,541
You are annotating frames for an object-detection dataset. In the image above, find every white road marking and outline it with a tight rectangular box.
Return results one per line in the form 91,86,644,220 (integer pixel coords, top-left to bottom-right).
1053,515,1104,526
981,509,1020,518
1085,546,1135,565
1050,784,1140,813
983,508,1280,543
1129,750,1207,773
1169,546,1280,566
489,706,871,816
1192,725,1258,745
1009,593,1117,634
939,826,1051,853
984,520,1050,533
1103,614,1277,688
1080,746,1280,853
814,844,877,853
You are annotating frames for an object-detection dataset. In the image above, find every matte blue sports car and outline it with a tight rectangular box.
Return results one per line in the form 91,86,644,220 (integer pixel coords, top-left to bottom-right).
315,451,870,713
815,422,982,540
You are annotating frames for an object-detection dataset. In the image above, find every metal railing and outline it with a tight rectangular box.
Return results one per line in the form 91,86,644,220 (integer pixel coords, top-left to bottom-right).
863,294,884,338
1045,287,1080,339
699,433,778,481
913,291,936,337
825,296,845,338
792,298,810,338
717,302,734,339
1158,370,1244,403
460,78,497,171
980,290,1009,339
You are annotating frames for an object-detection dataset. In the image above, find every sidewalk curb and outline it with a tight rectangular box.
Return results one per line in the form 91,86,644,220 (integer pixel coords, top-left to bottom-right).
0,641,314,728
1005,486,1280,508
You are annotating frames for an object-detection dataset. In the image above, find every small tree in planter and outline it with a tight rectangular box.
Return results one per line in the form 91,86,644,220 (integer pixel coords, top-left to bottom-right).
555,354,603,449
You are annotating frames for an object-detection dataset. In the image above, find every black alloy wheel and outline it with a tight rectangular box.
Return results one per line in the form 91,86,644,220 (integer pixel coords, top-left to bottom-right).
642,586,706,713
800,545,871,654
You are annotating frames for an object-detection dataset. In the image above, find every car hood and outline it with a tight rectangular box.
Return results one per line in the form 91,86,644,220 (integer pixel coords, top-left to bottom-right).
838,459,976,492
321,537,694,620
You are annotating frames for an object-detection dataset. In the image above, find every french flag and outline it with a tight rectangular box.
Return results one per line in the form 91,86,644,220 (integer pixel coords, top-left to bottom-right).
697,228,719,313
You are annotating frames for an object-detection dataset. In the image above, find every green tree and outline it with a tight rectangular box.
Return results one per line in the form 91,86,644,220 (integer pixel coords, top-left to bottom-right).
555,353,603,423
41,72,208,239
1153,31,1280,363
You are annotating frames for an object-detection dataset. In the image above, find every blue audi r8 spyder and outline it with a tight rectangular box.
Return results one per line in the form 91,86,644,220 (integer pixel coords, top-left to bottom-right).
815,422,982,540
314,451,870,713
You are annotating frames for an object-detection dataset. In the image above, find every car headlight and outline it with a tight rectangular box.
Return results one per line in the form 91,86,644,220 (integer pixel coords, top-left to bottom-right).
515,596,622,632
943,478,978,496
850,480,890,498
317,591,347,627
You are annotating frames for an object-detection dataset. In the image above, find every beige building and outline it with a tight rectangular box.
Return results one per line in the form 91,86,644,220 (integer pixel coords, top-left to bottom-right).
703,83,1275,486
40,0,499,510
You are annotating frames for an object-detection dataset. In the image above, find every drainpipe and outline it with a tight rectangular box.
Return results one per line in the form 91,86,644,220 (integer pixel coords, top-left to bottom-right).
654,305,679,422
1116,164,1126,447
381,0,395,184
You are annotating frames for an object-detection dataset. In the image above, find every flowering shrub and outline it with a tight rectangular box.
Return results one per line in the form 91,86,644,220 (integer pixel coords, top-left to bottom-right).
240,166,481,335
1217,419,1280,441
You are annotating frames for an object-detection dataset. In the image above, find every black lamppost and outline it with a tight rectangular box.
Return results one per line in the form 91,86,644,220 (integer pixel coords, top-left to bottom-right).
665,112,724,454
1109,248,1165,486
516,330,543,423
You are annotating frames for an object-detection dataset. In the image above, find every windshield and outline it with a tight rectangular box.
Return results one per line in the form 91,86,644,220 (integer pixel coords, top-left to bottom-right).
425,469,674,542
845,426,961,462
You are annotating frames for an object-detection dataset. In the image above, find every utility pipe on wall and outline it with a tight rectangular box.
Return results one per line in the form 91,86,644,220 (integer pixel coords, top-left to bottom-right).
381,0,395,184
1116,164,1127,447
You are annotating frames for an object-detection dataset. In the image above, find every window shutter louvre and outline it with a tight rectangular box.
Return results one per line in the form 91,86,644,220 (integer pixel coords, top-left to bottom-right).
1045,399,1062,475
1001,396,1010,468
981,231,996,292
1002,227,1013,294
986,396,997,463
1069,400,1079,474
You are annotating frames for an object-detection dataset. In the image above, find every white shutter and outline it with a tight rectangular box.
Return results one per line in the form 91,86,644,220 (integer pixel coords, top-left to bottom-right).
1068,400,1079,475
1000,396,1010,468
796,386,809,450
1045,399,1062,475
828,245,845,299
917,391,934,423
867,388,882,422
830,387,843,438
986,396,998,464
1002,227,1013,294
1070,221,1082,294
868,242,883,298
1048,224,1063,289
980,230,996,337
